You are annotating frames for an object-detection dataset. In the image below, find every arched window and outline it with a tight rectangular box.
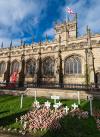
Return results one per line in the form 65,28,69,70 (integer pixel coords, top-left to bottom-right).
64,56,81,74
0,62,6,75
11,61,19,74
43,57,54,76
26,60,36,76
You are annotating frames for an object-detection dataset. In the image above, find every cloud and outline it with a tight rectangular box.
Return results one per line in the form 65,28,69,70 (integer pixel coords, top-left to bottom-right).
43,28,55,38
0,38,11,48
0,0,48,47
0,0,100,47
0,37,22,48
64,0,100,35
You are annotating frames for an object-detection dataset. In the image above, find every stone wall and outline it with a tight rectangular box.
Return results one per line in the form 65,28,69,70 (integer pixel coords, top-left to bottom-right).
25,88,92,99
0,19,100,85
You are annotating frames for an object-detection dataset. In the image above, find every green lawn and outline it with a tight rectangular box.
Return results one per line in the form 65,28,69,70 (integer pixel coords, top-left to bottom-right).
0,94,100,137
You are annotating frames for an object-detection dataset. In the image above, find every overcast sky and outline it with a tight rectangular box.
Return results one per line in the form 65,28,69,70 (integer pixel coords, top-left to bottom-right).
0,0,100,47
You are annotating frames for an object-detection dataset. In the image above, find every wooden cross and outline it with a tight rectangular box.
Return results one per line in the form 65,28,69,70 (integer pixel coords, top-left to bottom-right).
72,103,78,110
44,100,51,109
64,106,69,114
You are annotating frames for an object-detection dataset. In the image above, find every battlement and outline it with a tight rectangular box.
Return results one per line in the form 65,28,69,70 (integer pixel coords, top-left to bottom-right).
54,15,77,42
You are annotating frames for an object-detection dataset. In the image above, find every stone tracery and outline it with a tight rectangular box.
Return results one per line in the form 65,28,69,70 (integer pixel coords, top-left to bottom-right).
64,56,82,74
11,61,19,74
42,57,55,76
26,59,36,76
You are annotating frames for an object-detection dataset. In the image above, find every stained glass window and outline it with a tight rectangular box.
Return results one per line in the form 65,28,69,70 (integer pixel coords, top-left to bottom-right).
43,57,54,76
26,60,36,76
64,56,81,74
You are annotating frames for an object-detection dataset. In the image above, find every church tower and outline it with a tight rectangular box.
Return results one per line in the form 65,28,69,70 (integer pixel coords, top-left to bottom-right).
54,14,78,42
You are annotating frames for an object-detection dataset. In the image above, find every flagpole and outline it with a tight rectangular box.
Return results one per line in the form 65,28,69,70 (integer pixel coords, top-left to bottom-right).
67,14,70,22
66,14,69,22
66,8,70,22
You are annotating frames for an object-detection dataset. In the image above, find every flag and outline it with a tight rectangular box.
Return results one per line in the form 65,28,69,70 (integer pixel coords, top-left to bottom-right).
10,71,18,83
66,7,75,15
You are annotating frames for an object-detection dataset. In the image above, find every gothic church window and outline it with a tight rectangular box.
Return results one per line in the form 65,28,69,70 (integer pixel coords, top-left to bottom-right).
0,62,6,75
26,60,36,76
11,61,19,74
43,57,54,76
64,56,81,74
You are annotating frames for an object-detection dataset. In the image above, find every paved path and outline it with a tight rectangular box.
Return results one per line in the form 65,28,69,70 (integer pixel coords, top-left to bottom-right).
0,133,20,137
0,133,32,137
0,133,18,137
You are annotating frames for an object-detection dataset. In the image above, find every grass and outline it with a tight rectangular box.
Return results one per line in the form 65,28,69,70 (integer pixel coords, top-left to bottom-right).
0,94,100,137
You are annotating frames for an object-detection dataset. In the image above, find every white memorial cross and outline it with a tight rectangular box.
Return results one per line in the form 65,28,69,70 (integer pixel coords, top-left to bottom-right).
36,103,40,109
44,100,51,109
23,121,27,130
34,100,40,109
20,116,23,125
51,96,60,104
16,118,18,123
72,103,78,110
53,104,59,110
56,101,62,107
64,106,69,114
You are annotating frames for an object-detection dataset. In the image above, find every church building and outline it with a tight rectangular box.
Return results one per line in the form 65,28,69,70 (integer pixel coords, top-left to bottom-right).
0,15,100,86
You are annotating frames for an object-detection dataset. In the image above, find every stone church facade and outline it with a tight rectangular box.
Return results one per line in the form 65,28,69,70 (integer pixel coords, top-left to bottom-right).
0,15,100,86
